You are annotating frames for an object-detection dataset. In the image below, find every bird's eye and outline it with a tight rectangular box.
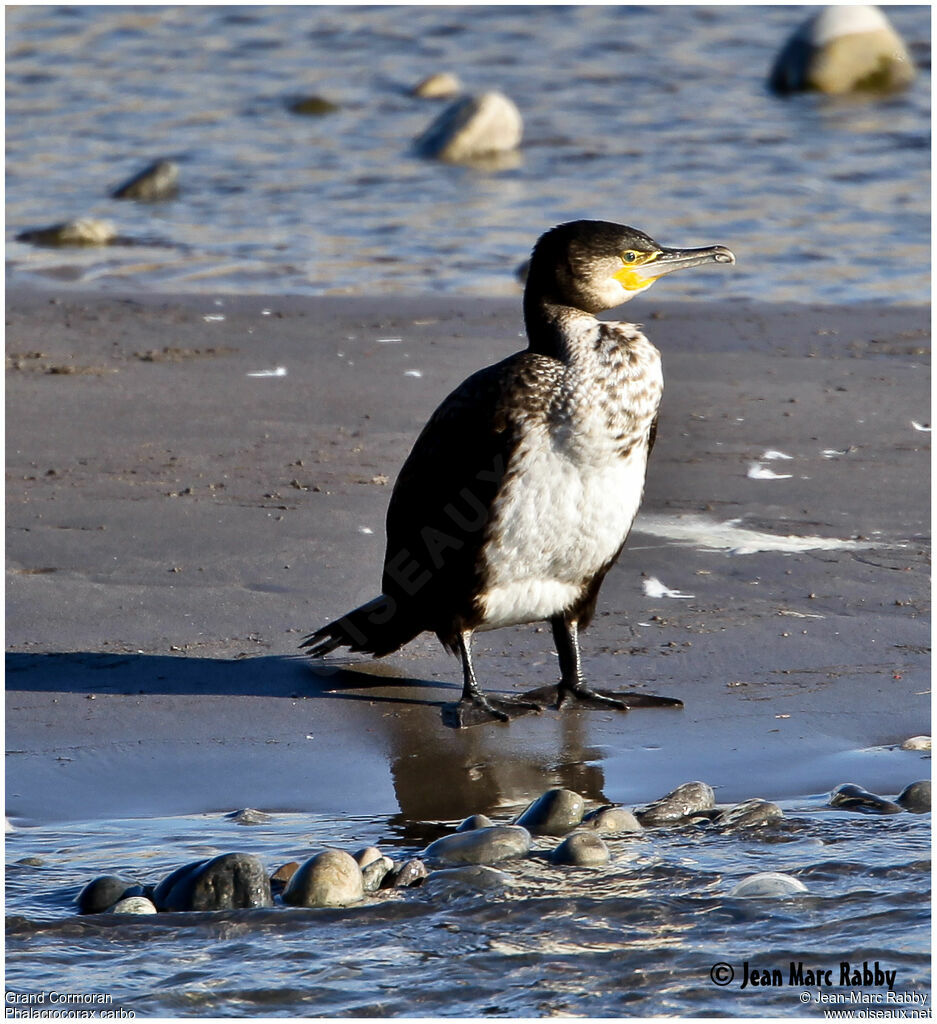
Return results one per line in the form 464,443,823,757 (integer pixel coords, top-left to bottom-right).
622,251,640,264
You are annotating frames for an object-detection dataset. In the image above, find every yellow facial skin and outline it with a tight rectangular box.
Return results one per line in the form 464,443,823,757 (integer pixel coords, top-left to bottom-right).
612,250,661,292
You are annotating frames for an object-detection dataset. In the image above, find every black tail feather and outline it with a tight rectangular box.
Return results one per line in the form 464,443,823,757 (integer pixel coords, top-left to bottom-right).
300,595,420,659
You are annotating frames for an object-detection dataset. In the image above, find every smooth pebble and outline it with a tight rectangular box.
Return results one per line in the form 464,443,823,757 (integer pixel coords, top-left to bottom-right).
424,825,531,866
731,872,808,898
550,833,610,867
514,789,584,836
769,4,915,95
282,850,364,908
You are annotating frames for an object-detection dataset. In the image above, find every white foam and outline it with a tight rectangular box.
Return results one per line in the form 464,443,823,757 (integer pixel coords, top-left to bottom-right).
635,513,868,556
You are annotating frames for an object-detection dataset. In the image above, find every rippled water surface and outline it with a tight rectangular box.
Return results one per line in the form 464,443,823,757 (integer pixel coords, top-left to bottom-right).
4,5,931,303
5,800,930,1017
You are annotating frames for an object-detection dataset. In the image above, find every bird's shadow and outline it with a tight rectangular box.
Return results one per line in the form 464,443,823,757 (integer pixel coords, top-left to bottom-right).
4,651,453,711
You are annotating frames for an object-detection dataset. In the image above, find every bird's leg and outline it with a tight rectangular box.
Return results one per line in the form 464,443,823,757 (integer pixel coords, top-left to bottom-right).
458,631,509,721
552,617,629,710
517,616,684,713
442,631,543,728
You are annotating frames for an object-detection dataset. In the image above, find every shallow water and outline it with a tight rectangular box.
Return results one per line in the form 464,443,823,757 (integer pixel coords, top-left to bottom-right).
4,5,931,304
6,796,930,1018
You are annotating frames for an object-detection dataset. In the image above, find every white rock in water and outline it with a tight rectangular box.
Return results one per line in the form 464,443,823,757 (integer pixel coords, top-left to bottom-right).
900,735,931,751
731,872,808,898
412,72,462,99
109,896,158,915
769,5,915,95
415,91,522,163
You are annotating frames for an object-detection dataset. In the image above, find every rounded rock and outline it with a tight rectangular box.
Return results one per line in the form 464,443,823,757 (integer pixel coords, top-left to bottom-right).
581,806,643,834
514,789,585,836
288,95,339,116
636,782,716,826
830,783,902,815
731,872,808,898
456,814,494,832
17,218,116,247
77,875,142,915
424,824,531,866
111,159,179,201
109,896,158,915
361,856,395,892
414,91,522,163
389,858,429,888
281,849,364,908
550,833,610,867
153,853,273,911
769,5,915,95
353,846,384,868
714,799,784,829
412,72,462,99
895,780,931,814
270,861,299,894
900,735,931,751
225,807,271,826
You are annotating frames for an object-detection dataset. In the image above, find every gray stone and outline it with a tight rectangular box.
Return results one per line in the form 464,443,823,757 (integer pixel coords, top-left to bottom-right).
550,833,610,867
109,896,158,915
714,799,784,829
895,780,931,814
77,875,142,914
414,91,522,163
389,858,428,888
829,783,902,815
281,850,364,908
731,872,808,898
581,806,643,834
900,735,931,751
769,5,915,95
153,853,273,911
269,861,299,895
353,846,384,868
423,865,512,897
412,72,462,99
636,782,716,826
424,824,531,866
224,808,271,825
17,218,116,247
112,159,179,201
514,789,585,836
288,95,340,116
456,814,494,832
361,856,395,892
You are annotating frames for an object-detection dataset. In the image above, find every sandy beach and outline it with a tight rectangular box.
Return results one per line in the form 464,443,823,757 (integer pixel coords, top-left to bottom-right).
6,289,929,827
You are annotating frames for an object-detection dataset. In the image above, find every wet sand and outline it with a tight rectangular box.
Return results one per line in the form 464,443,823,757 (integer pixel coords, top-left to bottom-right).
5,290,930,826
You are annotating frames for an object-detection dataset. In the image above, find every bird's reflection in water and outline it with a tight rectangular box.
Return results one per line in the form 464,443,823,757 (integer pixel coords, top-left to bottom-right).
308,660,611,845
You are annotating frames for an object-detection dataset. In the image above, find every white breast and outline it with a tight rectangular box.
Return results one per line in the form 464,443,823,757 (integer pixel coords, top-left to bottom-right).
478,324,662,631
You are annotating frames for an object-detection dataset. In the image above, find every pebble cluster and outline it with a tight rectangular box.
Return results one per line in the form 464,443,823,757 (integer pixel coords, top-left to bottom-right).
74,772,931,917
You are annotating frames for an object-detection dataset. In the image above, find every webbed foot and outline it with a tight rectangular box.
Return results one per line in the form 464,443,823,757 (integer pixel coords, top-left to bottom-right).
519,684,684,713
442,693,543,729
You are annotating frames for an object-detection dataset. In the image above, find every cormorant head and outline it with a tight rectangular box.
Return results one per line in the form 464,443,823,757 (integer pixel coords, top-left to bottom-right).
526,220,736,314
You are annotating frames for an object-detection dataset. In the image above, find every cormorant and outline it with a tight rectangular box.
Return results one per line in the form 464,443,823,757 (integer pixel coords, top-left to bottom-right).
303,220,735,726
